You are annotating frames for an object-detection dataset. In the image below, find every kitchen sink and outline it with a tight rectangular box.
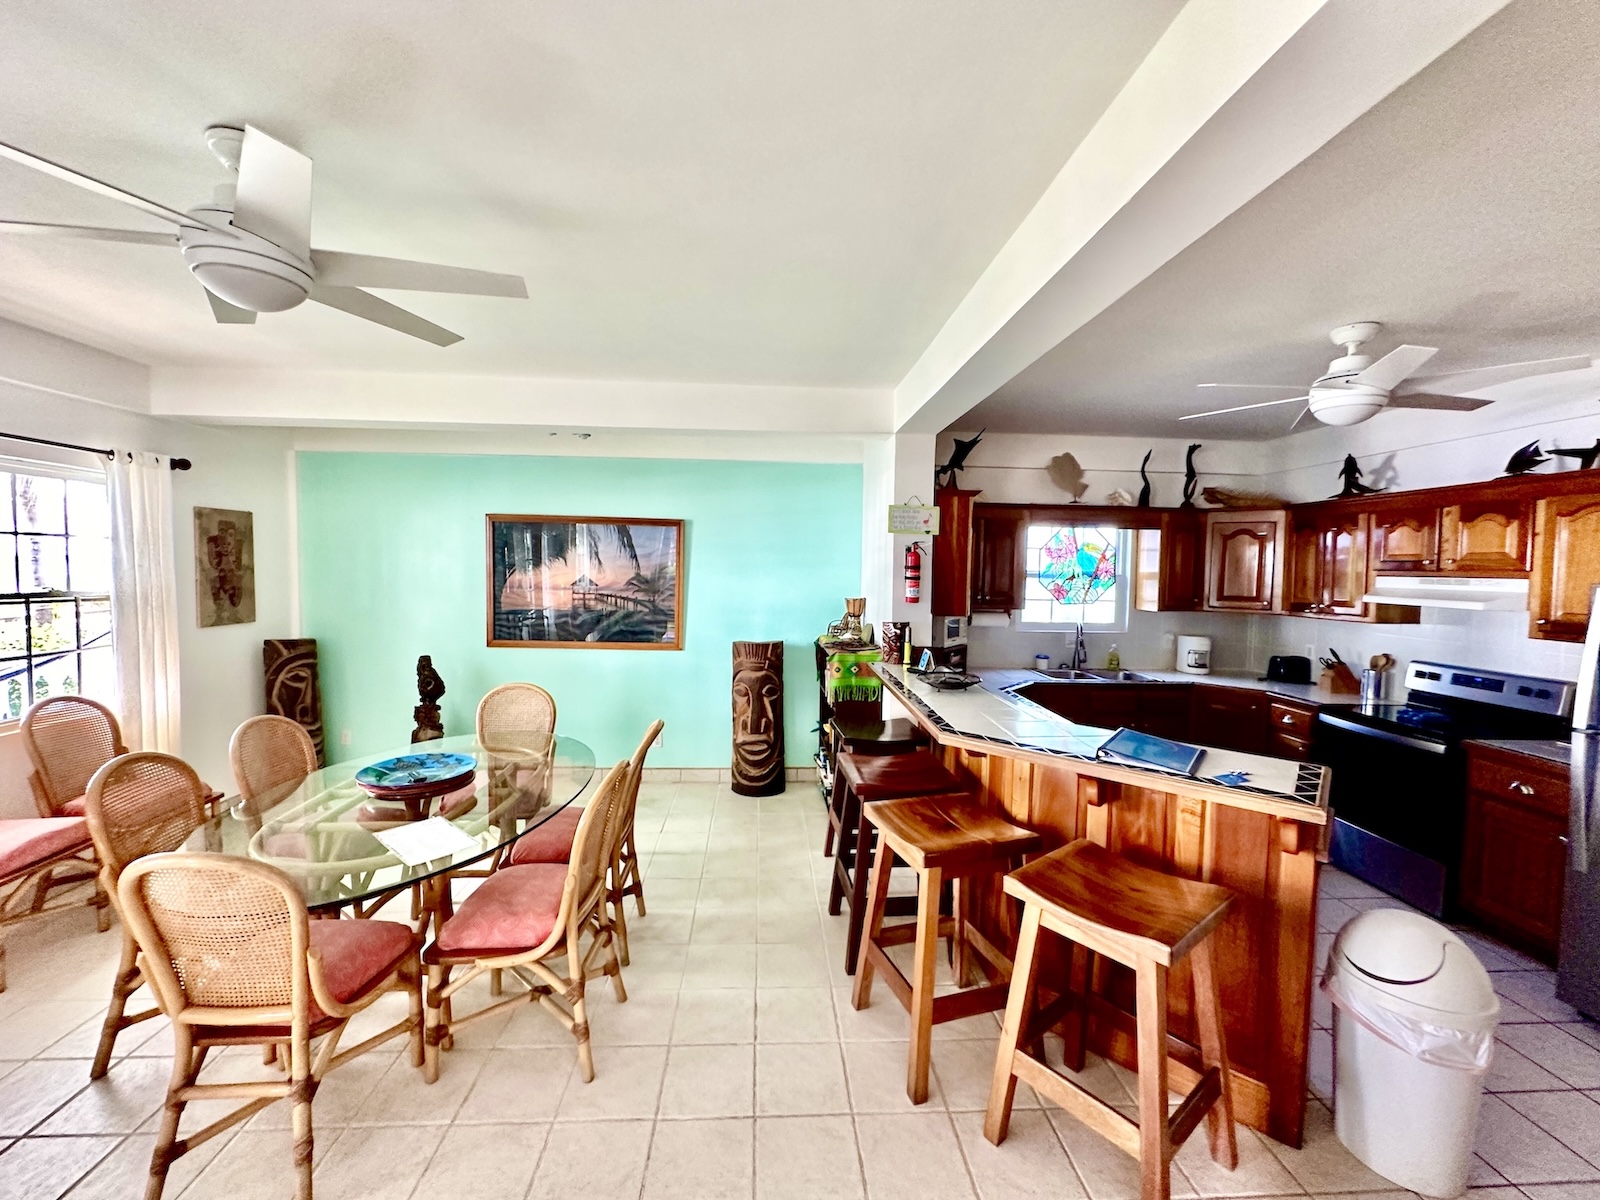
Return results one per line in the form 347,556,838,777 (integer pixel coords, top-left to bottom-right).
1031,668,1155,682
1032,669,1100,680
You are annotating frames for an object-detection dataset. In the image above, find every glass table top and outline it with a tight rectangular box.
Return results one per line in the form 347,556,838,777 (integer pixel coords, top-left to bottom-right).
189,733,596,912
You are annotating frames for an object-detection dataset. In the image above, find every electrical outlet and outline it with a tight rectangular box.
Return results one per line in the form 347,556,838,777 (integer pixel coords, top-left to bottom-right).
339,729,351,747
1303,643,1316,664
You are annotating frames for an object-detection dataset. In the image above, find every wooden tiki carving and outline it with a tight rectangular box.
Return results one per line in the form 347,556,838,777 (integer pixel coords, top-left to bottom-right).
731,640,785,797
263,638,326,766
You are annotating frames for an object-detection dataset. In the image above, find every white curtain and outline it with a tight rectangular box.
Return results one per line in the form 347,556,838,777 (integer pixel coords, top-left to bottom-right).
108,451,181,753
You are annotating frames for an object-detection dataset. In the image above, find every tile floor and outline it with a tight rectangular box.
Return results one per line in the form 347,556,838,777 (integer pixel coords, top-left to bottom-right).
2,779,1600,1199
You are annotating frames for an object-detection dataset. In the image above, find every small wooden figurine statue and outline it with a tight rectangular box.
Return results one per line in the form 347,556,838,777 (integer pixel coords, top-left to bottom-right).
1136,449,1153,507
1334,454,1381,498
1181,443,1201,508
412,654,446,743
731,640,785,796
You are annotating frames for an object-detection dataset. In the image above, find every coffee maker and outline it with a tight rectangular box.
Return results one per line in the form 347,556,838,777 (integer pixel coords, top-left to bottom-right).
929,615,969,672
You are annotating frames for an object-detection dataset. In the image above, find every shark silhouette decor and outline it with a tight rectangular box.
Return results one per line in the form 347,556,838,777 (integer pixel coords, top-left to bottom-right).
936,430,984,488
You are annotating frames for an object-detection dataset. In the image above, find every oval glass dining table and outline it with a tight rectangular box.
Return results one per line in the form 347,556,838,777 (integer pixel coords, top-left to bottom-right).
189,733,596,931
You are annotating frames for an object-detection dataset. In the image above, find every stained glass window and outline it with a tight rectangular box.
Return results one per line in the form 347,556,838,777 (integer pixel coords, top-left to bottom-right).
1020,524,1130,629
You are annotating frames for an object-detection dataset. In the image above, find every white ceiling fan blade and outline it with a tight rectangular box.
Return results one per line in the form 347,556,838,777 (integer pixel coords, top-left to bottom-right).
1351,344,1438,391
1386,392,1491,412
1397,354,1593,396
308,284,462,346
1286,404,1313,433
1180,395,1309,421
205,288,257,324
233,125,313,261
0,140,234,237
1196,382,1307,390
0,221,176,245
310,249,528,297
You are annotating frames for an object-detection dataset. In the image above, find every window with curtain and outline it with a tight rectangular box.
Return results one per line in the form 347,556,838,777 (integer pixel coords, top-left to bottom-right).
0,462,114,720
1017,523,1132,632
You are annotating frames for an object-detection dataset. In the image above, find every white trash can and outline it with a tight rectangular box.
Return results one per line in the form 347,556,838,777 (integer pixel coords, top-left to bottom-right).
1321,908,1499,1199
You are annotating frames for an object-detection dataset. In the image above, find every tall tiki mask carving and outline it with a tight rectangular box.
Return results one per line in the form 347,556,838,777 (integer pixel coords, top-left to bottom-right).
731,640,785,797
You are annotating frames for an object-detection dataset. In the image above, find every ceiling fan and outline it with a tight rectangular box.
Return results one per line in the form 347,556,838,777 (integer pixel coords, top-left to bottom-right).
0,124,527,345
1180,322,1592,429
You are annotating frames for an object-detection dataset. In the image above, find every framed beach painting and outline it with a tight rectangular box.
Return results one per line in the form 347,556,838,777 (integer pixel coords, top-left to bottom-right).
486,515,684,650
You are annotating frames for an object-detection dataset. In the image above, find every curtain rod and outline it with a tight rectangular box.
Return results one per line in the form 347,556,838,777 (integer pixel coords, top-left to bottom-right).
0,432,191,471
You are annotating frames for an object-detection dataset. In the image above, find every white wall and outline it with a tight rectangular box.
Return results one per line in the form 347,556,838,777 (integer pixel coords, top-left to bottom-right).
0,337,294,815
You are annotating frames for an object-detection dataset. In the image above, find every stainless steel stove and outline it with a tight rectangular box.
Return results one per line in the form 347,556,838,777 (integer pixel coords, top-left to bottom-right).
1314,660,1575,916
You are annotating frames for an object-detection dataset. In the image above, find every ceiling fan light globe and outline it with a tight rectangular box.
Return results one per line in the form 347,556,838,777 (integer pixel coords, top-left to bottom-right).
1307,390,1387,426
190,262,307,312
180,206,311,312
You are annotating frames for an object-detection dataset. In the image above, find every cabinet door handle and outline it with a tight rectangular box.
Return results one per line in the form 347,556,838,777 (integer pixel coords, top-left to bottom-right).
1559,835,1571,846
1508,780,1535,796
1421,559,1435,566
1281,714,1295,724
1536,619,1551,627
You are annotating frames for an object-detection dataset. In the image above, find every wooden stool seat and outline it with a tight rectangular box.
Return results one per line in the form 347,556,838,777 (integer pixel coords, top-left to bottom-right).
839,753,967,802
822,719,923,859
852,794,1042,1104
985,839,1238,1200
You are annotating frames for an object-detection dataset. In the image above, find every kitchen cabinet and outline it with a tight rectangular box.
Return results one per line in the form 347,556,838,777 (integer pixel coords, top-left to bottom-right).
1460,743,1570,961
1529,491,1600,641
1268,698,1317,761
971,506,1026,613
1190,684,1268,754
1370,502,1442,572
1288,509,1369,618
1440,497,1531,574
1204,510,1286,612
931,488,980,617
1134,511,1203,613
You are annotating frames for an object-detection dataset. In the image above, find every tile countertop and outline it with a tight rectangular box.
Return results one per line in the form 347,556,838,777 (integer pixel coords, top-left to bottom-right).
1463,737,1576,769
877,664,1328,812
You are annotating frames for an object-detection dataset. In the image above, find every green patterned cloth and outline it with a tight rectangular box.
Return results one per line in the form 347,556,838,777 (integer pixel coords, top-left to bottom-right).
825,646,882,704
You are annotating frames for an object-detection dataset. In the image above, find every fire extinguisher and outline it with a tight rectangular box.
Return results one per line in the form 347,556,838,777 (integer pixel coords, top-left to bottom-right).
904,541,924,603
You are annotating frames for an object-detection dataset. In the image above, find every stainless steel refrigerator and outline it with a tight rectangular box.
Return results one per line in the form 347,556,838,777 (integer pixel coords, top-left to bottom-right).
1558,584,1600,1017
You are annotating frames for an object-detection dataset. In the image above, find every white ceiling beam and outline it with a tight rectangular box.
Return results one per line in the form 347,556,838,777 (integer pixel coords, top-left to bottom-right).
0,313,150,410
148,368,893,436
893,0,1512,434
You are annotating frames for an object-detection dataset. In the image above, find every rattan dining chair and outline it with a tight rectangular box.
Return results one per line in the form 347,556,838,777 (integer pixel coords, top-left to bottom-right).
20,695,129,818
424,759,629,1084
83,752,210,1079
119,852,422,1200
230,715,319,820
503,719,663,965
476,683,558,812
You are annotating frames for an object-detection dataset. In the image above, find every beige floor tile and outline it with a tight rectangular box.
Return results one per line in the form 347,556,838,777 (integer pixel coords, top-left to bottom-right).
65,1129,233,1199
951,1108,1087,1200
1522,1186,1600,1200
38,1005,157,1061
754,1114,863,1200
932,1038,1037,1113
648,853,708,880
632,910,695,946
1475,1095,1600,1184
412,1121,549,1199
655,830,712,855
1307,1027,1333,1102
527,1118,652,1200
0,1001,108,1060
832,988,912,1043
682,945,759,989
248,1048,401,1129
621,944,688,989
756,1042,850,1116
637,876,702,910
1174,1122,1305,1197
659,1044,755,1117
1565,1022,1600,1051
178,1125,338,1200
0,1059,93,1136
1487,1041,1567,1092
841,1040,945,1113
855,1111,977,1200
349,1048,488,1125
757,910,823,945
758,943,832,988
1495,971,1583,1022
312,1122,447,1200
588,988,679,1047
698,877,762,909
454,1048,573,1123
644,1116,755,1199
692,908,760,945
673,988,755,1044
37,1055,171,1134
1259,1101,1393,1196
1046,1107,1199,1200
1,1135,120,1200
553,1044,667,1121
1498,1023,1600,1089
704,848,763,878
757,988,838,1043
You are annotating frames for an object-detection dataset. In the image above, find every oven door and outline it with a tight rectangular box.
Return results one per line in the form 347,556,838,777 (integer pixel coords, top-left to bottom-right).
1313,712,1465,916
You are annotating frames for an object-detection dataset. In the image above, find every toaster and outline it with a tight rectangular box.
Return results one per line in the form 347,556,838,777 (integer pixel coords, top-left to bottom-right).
1263,655,1313,684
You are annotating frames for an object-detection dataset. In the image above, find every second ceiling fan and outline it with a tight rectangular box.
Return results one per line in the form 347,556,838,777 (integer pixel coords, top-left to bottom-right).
0,123,527,346
1181,322,1592,430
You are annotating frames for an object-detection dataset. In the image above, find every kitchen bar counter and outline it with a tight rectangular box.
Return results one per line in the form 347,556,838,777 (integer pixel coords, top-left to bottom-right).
876,664,1330,1147
1464,736,1575,768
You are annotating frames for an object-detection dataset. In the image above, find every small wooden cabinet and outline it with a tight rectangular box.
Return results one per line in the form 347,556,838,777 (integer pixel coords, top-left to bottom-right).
1529,492,1600,641
1459,743,1570,961
1441,498,1531,574
1204,510,1285,612
1370,502,1442,572
1288,508,1369,618
931,488,981,617
1134,511,1203,613
971,506,1026,613
1267,698,1317,761
1190,684,1268,754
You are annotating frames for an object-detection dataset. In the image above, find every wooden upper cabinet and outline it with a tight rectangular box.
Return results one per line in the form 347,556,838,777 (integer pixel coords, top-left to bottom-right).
971,507,1026,613
1370,503,1441,572
1134,511,1202,613
931,488,980,617
1289,510,1371,618
1205,511,1285,611
1440,497,1531,574
1530,492,1600,641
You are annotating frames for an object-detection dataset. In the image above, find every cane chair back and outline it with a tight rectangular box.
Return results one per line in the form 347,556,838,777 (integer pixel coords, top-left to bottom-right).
476,683,557,752
230,715,318,816
85,753,209,882
20,696,127,817
608,720,663,964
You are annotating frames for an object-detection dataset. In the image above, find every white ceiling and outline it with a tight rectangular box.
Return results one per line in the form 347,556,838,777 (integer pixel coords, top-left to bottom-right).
0,0,1183,384
962,0,1600,440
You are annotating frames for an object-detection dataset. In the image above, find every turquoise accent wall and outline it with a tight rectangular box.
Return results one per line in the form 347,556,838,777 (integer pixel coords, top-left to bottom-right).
296,452,862,769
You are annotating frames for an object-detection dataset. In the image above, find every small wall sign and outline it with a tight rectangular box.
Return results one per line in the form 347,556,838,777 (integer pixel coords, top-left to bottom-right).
887,504,940,535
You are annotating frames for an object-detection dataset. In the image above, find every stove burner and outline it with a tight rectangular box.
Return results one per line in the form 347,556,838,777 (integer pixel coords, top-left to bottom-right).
1394,707,1454,734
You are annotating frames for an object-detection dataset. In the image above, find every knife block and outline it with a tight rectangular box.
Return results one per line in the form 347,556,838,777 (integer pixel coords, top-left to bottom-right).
1319,663,1360,694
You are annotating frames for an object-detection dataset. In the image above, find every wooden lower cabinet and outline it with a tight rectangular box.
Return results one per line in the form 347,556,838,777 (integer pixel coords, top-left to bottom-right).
1191,684,1268,755
1267,699,1317,761
1459,744,1570,962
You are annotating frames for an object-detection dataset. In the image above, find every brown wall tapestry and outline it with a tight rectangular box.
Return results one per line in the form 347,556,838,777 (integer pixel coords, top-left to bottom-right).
195,506,256,627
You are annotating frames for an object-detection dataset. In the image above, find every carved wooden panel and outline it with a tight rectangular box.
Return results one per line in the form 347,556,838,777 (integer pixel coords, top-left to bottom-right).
731,640,784,796
263,638,325,767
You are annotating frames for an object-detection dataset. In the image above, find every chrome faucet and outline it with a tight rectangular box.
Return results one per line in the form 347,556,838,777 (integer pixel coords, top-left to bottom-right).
1070,623,1088,671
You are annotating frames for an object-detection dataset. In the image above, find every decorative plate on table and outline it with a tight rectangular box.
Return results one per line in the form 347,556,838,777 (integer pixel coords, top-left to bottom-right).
918,670,983,691
355,752,477,795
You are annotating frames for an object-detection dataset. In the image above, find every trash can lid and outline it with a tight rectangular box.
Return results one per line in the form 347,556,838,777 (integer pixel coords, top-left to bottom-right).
1333,909,1498,1016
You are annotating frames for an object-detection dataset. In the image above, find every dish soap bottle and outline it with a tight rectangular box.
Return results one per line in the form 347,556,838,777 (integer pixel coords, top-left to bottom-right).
1106,644,1121,670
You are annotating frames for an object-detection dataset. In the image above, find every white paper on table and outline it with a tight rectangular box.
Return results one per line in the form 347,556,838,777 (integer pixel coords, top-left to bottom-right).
372,817,480,866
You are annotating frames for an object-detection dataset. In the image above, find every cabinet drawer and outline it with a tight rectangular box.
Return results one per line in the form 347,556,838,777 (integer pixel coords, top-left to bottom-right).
1271,731,1311,761
1268,700,1316,740
1466,755,1569,818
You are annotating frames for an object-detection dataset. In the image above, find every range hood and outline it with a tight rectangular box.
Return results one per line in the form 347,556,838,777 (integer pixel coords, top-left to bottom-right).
1361,575,1530,611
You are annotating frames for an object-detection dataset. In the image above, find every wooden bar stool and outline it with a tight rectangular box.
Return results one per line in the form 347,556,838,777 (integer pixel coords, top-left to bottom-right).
823,717,922,857
851,793,1042,1103
829,751,969,975
984,839,1238,1200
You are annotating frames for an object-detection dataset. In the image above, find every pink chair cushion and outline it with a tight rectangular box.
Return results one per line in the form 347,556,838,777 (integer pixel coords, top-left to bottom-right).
59,795,87,817
0,817,91,881
308,919,415,1006
434,864,567,957
506,807,582,866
